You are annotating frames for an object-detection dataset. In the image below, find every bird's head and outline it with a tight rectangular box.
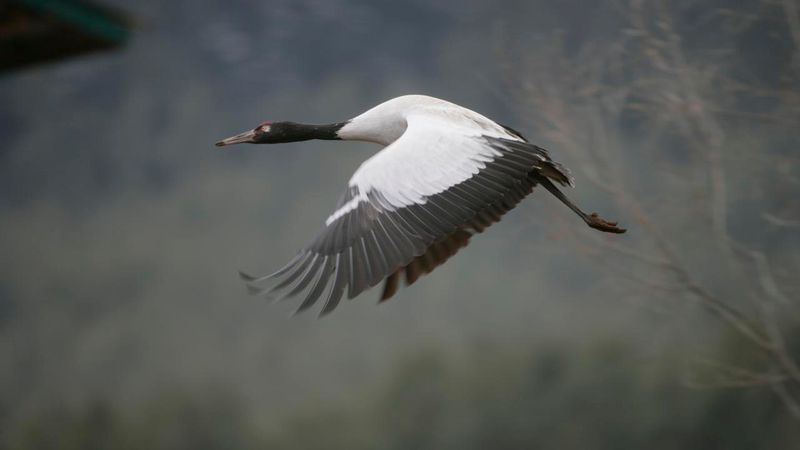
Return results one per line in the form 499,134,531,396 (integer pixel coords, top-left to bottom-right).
215,121,280,146
216,121,344,146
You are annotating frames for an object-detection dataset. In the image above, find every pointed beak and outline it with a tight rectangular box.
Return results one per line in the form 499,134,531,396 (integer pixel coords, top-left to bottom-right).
216,129,257,147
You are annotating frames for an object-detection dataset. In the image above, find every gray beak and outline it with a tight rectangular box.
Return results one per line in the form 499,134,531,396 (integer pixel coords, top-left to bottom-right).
216,129,257,147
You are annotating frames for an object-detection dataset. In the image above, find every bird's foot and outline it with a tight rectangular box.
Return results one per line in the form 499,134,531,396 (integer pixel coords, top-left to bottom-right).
586,213,626,234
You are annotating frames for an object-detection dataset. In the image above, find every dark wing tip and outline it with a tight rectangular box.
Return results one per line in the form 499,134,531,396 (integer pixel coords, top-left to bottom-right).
379,271,402,303
317,303,337,318
239,271,257,282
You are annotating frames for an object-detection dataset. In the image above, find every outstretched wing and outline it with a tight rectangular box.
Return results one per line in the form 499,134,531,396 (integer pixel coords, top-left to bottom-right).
242,112,572,316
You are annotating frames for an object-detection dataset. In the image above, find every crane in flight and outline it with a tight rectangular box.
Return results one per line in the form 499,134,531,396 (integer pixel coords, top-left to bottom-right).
216,95,625,316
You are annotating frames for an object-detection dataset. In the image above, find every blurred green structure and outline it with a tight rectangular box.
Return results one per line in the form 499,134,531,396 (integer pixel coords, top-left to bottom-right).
0,0,132,73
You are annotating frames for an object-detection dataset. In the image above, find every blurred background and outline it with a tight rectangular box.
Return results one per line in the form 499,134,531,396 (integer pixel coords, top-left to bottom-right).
1,0,799,448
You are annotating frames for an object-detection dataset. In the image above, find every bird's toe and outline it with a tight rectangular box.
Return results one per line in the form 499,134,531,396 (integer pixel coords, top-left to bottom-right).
587,213,627,234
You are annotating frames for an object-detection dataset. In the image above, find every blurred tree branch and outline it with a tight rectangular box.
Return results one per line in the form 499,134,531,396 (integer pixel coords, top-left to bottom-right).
501,0,800,420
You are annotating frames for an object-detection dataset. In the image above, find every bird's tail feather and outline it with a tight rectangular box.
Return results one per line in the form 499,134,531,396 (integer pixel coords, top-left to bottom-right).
540,160,574,187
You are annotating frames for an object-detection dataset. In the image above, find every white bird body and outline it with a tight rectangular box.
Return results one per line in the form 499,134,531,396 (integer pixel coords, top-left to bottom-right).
338,95,512,144
339,96,516,218
216,95,624,316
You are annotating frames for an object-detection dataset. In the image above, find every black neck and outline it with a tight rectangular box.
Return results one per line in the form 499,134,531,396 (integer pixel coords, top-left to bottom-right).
269,121,346,143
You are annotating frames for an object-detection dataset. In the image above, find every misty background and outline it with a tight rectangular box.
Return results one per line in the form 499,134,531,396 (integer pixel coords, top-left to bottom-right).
1,0,798,448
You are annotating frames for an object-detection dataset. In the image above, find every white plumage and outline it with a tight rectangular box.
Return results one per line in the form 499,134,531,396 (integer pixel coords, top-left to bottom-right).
341,113,506,213
216,95,625,316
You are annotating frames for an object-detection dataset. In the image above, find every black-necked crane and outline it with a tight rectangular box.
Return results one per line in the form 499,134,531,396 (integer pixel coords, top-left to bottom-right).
216,95,625,316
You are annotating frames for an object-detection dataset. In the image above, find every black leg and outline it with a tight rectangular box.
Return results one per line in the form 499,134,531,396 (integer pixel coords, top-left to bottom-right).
536,176,626,234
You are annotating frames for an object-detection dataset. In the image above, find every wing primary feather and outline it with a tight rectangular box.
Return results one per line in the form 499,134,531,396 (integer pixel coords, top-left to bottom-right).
474,167,517,190
282,253,322,300
239,252,304,283
486,158,524,176
387,212,429,254
365,229,390,287
423,196,469,225
504,156,555,179
239,271,258,282
294,256,334,314
405,203,454,235
320,252,348,316
426,195,472,224
352,237,373,296
448,182,493,208
246,253,313,297
322,218,342,255
498,151,542,169
458,178,505,205
501,140,552,160
342,200,358,251
347,246,366,299
440,183,487,212
395,208,437,240
500,146,547,164
334,205,354,252
381,213,426,259
388,210,431,242
373,216,405,272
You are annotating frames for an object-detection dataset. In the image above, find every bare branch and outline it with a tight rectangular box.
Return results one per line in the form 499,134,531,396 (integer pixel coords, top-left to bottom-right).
684,358,788,389
500,0,800,420
771,381,800,421
762,212,800,228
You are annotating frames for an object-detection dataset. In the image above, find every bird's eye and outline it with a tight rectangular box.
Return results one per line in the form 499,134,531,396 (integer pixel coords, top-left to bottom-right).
257,121,272,133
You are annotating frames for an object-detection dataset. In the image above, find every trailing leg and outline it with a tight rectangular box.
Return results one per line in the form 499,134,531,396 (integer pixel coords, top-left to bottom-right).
534,175,626,234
